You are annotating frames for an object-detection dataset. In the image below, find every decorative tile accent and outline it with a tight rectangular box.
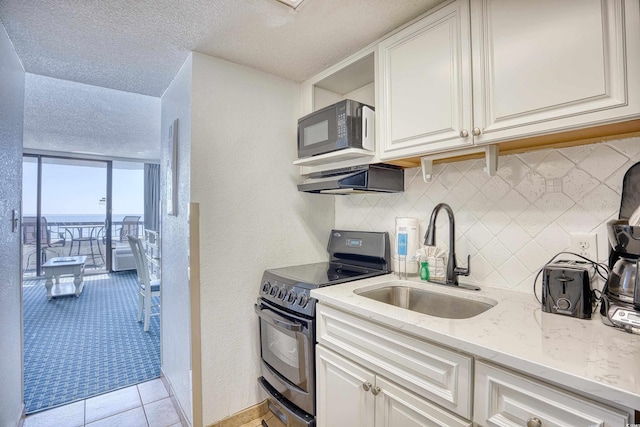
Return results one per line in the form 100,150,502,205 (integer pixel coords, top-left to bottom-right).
334,140,638,293
545,178,563,193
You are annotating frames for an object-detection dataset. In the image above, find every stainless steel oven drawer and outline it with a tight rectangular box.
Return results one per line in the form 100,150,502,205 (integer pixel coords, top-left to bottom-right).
259,377,316,427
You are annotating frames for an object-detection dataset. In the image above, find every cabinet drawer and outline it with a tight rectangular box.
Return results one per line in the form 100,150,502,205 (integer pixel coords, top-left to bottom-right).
317,304,472,419
474,361,630,427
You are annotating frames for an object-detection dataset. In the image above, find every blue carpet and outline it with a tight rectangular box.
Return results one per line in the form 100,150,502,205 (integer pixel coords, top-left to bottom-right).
23,271,160,414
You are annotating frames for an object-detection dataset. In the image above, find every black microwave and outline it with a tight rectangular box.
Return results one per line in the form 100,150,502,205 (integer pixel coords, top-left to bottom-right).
297,99,374,159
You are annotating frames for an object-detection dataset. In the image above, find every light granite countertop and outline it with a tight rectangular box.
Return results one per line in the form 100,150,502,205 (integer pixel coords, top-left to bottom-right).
310,274,640,411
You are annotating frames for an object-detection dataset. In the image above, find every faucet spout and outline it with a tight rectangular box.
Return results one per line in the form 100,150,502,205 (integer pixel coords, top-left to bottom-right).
424,203,472,287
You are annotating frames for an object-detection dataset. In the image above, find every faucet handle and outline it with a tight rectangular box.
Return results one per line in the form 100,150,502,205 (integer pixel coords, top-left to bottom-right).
454,255,471,277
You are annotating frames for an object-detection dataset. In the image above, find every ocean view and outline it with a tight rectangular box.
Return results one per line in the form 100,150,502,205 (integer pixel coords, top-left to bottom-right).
27,214,144,224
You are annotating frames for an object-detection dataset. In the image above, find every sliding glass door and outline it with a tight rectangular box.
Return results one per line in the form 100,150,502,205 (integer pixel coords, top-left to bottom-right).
22,155,149,279
111,161,145,272
22,156,111,277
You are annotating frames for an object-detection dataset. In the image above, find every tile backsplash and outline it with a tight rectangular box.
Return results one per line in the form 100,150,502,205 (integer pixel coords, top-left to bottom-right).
335,138,640,293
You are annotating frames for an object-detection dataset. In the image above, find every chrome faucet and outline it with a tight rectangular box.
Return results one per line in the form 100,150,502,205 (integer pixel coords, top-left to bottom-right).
424,203,477,289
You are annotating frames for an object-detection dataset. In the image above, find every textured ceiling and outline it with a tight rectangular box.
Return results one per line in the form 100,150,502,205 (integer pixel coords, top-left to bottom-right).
0,0,443,97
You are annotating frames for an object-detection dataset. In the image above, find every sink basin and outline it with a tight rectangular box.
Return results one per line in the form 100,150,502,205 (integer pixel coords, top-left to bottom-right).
356,285,496,319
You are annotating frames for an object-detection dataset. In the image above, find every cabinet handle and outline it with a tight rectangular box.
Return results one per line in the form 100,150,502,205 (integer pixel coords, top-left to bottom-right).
526,417,542,427
362,382,371,392
473,127,481,136
371,386,381,396
459,129,469,138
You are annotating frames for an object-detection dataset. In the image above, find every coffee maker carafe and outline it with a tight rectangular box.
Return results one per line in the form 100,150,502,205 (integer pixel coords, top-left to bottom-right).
601,162,640,332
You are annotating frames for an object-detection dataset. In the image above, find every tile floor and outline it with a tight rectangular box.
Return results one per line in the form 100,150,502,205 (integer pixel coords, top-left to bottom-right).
23,379,184,427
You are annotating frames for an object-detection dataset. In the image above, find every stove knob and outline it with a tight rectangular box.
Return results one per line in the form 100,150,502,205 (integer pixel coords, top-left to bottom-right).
278,288,287,300
262,281,271,294
269,285,278,297
298,293,309,307
287,290,297,303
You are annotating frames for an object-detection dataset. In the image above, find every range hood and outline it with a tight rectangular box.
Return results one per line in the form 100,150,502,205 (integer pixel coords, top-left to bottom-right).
298,164,404,194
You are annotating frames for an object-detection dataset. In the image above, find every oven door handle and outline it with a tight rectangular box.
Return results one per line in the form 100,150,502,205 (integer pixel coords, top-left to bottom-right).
255,305,303,332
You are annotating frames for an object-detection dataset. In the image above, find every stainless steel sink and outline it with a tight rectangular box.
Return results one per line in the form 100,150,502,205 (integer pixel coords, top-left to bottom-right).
356,285,496,319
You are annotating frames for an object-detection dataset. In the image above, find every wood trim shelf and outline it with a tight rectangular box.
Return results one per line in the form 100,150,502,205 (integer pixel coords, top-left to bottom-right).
386,118,640,168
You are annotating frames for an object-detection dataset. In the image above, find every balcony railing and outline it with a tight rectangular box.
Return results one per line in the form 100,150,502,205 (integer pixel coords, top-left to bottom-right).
22,219,143,278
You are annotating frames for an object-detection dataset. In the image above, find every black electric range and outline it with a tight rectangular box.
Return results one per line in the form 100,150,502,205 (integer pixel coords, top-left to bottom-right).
258,230,391,317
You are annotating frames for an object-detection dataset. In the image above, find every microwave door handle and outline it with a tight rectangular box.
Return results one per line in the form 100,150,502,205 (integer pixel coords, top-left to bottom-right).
254,305,303,332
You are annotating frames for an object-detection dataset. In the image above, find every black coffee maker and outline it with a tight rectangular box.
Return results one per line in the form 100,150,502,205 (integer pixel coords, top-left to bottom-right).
601,161,640,332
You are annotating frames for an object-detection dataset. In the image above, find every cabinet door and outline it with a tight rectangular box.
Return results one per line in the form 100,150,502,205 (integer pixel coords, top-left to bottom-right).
375,377,472,427
316,345,375,427
377,0,473,160
471,0,640,145
317,304,473,419
474,361,630,427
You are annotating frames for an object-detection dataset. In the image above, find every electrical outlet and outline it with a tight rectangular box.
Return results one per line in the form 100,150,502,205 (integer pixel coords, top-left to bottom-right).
570,233,598,260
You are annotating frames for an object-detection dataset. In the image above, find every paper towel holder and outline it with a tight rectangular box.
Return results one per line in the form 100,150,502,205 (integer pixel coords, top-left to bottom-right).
420,145,499,183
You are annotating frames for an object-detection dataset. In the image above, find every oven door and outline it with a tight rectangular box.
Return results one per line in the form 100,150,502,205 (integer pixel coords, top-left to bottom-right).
255,300,315,416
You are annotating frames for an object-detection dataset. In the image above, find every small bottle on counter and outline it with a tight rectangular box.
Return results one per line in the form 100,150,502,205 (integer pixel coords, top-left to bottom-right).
420,261,430,281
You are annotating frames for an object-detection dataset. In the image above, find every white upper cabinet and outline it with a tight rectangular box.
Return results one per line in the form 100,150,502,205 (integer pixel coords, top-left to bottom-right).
377,0,640,160
377,0,473,160
471,0,640,145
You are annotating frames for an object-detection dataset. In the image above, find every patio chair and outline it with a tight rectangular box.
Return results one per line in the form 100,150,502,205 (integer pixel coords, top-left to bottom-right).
23,216,66,271
119,216,141,241
128,235,160,332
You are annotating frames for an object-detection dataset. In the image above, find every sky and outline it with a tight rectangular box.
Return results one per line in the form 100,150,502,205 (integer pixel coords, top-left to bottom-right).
23,159,144,218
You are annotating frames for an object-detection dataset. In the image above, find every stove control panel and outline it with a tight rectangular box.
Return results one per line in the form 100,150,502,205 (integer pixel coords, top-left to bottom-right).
260,273,314,317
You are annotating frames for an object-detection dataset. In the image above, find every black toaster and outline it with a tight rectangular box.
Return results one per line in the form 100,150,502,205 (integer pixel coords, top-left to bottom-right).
542,260,594,319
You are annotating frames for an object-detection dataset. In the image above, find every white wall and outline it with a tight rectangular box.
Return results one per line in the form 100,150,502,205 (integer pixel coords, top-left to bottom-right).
23,74,161,160
190,52,334,425
0,23,25,427
335,139,640,293
160,56,193,424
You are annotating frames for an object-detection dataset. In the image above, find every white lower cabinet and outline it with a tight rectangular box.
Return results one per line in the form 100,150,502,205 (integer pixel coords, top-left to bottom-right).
317,304,473,418
317,345,472,427
474,361,630,427
315,303,635,427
